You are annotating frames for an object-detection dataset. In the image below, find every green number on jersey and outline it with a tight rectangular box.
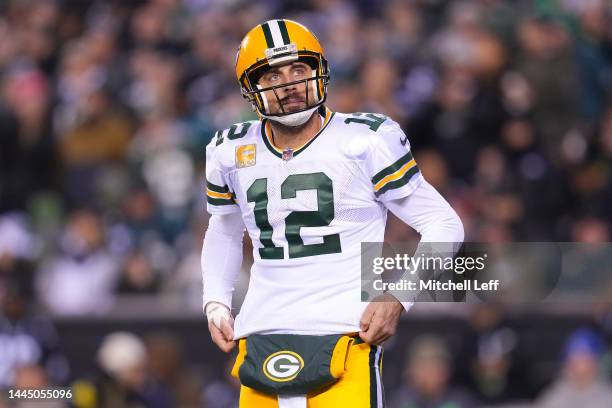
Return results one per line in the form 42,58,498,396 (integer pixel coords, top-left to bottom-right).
227,122,252,140
282,173,341,258
344,113,387,131
247,178,284,259
214,130,223,146
247,173,341,259
215,122,253,146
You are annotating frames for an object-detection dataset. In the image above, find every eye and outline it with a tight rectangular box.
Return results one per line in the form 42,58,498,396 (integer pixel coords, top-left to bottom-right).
263,72,280,83
293,67,307,77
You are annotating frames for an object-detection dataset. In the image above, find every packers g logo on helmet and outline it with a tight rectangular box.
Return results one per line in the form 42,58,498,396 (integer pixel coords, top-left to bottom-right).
262,351,305,382
235,19,330,119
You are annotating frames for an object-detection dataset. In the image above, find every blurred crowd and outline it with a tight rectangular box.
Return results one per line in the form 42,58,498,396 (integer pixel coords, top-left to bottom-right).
386,320,612,408
0,0,612,406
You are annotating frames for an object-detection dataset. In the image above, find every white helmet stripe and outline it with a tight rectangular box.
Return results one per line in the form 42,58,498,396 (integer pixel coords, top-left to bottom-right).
269,20,285,48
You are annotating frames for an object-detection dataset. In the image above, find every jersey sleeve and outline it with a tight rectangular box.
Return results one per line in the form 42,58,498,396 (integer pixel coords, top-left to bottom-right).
205,138,240,215
365,117,423,202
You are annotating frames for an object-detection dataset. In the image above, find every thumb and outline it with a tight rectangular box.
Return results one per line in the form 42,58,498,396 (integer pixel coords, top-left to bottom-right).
220,318,235,341
358,330,371,344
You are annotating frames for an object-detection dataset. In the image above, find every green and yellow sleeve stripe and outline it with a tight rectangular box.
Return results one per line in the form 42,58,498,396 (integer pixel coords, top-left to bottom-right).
206,180,237,206
372,152,420,196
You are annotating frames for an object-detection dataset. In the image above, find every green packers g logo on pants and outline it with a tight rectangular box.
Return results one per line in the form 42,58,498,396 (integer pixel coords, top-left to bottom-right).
263,351,304,382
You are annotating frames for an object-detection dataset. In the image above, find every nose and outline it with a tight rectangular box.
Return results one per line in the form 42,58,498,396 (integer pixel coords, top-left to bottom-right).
275,81,297,104
281,74,297,92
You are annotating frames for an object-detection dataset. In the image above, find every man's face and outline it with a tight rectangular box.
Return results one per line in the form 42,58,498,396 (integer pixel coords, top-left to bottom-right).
257,61,316,115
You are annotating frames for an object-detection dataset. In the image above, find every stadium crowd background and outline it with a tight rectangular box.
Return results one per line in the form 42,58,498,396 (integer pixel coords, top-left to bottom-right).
1,0,612,406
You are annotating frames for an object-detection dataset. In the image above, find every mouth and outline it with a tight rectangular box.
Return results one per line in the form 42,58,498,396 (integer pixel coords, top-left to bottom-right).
281,97,306,111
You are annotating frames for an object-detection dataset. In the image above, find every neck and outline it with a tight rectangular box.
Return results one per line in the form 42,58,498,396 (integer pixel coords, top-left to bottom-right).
268,111,322,150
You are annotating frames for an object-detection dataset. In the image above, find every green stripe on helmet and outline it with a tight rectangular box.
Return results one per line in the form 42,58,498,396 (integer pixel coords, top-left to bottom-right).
261,22,274,48
278,20,291,45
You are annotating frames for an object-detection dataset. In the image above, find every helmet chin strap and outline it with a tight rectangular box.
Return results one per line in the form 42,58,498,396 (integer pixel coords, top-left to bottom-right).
262,106,319,127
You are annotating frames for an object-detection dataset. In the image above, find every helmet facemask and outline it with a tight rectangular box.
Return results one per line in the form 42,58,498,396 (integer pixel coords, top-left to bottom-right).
240,53,330,125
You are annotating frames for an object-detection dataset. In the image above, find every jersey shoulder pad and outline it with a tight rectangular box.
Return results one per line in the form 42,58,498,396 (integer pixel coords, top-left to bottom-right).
331,112,397,161
336,111,406,148
206,120,260,166
337,111,391,134
210,120,260,149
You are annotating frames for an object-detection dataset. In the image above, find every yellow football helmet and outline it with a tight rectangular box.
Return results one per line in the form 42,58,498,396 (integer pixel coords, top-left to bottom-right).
235,19,329,119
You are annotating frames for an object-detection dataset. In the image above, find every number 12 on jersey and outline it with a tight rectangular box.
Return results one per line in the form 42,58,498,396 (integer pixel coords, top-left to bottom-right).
246,172,341,259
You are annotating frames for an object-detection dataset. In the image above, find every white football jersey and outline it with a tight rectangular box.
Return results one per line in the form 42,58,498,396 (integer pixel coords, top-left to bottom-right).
205,107,423,338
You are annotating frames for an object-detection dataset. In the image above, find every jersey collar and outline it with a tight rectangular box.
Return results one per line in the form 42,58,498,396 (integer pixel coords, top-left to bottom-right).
261,106,334,159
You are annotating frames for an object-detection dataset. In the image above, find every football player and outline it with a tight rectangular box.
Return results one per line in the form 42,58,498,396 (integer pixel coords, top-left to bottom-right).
202,19,464,408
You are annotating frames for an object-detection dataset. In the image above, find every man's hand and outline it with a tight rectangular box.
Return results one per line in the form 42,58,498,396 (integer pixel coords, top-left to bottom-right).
208,318,236,352
206,302,236,353
359,293,404,345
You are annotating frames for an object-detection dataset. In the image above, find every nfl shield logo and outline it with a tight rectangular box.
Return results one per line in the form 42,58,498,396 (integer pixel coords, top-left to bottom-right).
282,149,294,161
